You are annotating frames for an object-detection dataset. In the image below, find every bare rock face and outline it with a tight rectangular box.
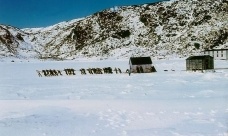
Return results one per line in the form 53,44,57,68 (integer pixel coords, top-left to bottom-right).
0,0,227,60
0,26,19,56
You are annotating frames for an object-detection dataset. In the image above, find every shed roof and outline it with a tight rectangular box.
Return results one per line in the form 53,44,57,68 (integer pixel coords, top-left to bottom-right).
129,57,152,65
186,55,213,60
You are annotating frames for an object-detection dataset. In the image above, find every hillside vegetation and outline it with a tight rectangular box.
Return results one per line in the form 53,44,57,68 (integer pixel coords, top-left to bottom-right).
0,0,227,60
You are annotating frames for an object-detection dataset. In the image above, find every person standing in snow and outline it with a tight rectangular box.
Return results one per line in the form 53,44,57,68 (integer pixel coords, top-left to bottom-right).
118,68,122,74
36,70,42,77
114,67,118,74
126,69,130,76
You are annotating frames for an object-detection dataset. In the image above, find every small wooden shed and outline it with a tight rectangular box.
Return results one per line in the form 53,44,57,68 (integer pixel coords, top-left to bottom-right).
186,55,214,71
129,57,156,73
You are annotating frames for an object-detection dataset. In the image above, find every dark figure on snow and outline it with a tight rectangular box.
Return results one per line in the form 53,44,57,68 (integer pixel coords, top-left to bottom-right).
118,68,122,74
107,67,113,74
64,69,69,75
36,70,42,77
52,70,58,76
42,70,48,76
103,68,107,74
80,68,86,75
57,70,62,76
87,68,93,74
92,68,97,74
114,68,118,74
126,69,129,73
71,68,76,75
126,69,130,76
64,68,76,75
49,69,55,76
96,68,103,74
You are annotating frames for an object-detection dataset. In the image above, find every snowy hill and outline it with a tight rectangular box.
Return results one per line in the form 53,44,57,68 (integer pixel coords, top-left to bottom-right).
0,0,228,60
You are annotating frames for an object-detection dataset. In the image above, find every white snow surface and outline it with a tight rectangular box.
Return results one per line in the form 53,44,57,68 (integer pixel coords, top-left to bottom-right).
0,59,228,136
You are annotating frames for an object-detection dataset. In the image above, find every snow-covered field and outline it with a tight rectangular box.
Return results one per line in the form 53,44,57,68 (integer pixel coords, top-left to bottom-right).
0,59,228,136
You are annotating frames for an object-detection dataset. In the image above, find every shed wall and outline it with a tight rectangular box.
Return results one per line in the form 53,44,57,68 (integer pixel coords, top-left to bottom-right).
130,64,153,73
186,59,203,70
186,57,214,71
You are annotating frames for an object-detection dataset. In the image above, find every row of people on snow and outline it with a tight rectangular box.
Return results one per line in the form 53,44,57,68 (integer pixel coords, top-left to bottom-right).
36,67,123,77
36,68,76,77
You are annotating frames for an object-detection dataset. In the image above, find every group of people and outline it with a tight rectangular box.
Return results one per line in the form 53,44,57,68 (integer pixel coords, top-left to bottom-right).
86,68,103,74
36,67,124,77
36,68,76,77
36,69,62,77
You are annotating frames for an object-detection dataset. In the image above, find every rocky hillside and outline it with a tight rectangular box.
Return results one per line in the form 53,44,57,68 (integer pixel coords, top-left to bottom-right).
0,0,227,60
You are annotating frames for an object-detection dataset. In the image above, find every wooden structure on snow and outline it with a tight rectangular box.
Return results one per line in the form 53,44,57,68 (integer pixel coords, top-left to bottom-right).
129,57,156,73
186,55,214,71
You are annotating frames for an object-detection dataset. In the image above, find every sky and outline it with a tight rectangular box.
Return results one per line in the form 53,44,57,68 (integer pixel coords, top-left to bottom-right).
0,0,165,28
